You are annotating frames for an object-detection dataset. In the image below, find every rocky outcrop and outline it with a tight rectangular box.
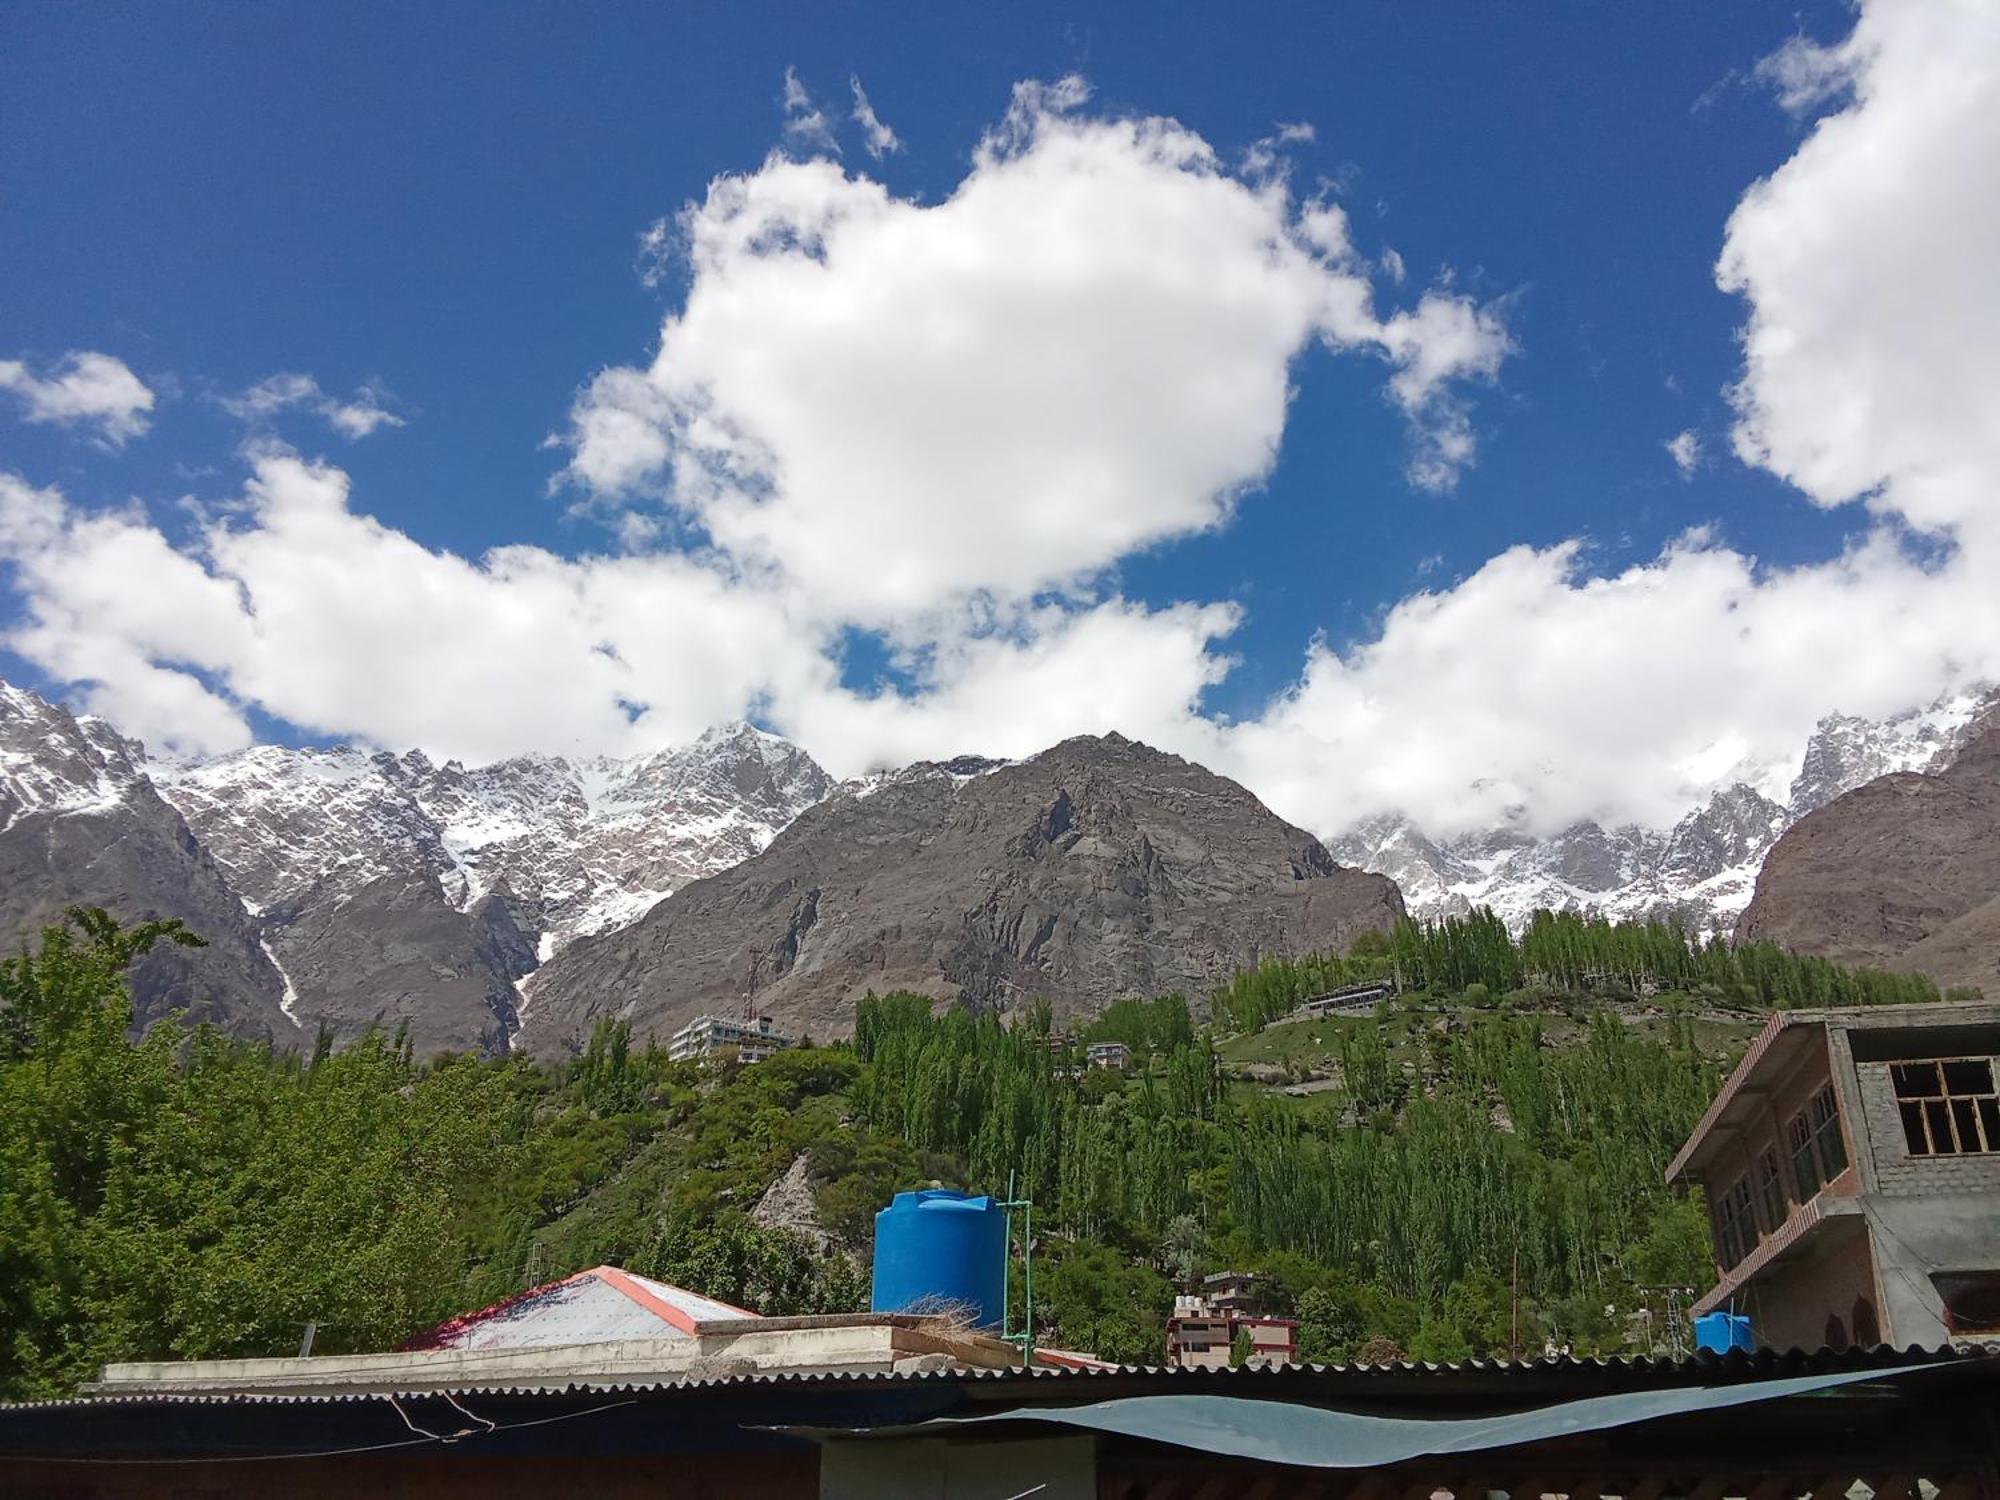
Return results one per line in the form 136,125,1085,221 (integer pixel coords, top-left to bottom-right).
0,683,293,1039
1737,724,2000,997
523,733,1404,1052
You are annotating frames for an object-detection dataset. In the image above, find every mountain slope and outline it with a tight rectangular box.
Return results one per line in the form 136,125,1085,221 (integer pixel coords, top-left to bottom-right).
0,683,294,1038
1329,688,1996,933
1737,721,2000,996
524,733,1404,1051
1,678,835,1055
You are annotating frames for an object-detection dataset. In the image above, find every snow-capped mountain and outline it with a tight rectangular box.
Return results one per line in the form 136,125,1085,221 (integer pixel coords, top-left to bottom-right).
1,674,834,1054
0,682,295,1039
150,722,833,956
1327,688,1997,934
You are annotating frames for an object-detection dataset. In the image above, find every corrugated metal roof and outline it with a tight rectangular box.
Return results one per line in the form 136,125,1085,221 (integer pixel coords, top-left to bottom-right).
5,1342,1988,1412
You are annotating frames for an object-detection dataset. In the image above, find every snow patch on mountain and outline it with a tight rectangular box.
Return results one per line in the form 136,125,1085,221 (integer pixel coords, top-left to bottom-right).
1328,687,1997,933
150,720,835,960
0,682,150,829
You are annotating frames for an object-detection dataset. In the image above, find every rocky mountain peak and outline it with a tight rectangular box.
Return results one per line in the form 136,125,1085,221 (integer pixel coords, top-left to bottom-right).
523,729,1403,1050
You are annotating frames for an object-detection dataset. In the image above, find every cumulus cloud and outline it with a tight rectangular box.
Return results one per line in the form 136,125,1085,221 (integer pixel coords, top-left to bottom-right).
218,373,404,439
1721,0,2000,543
0,453,823,759
561,79,1511,626
7,19,1997,854
0,351,155,445
0,451,1232,770
849,76,902,159
1666,429,1701,476
1205,0,2000,837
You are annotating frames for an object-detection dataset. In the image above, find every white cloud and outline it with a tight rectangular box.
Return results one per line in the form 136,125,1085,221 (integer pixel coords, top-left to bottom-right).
781,67,840,157
219,373,404,440
1666,429,1701,476
1205,0,2000,837
0,351,155,445
561,80,1511,627
0,453,821,760
0,451,1229,773
8,20,1996,859
1211,526,2000,838
849,76,902,159
1721,0,2000,544
1754,32,1859,118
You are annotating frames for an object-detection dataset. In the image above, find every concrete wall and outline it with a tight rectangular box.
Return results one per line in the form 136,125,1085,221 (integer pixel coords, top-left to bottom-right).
1866,1195,2000,1346
820,1436,1094,1500
0,1453,817,1499
92,1320,1020,1396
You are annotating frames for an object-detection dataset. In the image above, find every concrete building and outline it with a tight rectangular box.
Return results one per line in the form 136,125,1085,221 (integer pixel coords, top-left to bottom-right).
1086,1040,1131,1071
667,1012,796,1063
1165,1272,1298,1369
1667,1000,2000,1350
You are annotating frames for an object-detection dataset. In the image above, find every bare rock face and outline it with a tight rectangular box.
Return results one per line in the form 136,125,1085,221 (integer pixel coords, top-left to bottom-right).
0,683,293,1039
1737,724,2000,996
523,734,1405,1052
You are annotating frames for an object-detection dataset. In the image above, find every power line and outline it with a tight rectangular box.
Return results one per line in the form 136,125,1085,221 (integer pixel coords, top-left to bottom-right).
13,1394,641,1466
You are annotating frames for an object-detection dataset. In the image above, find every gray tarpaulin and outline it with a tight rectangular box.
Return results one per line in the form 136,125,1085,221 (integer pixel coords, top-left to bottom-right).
887,1363,1937,1468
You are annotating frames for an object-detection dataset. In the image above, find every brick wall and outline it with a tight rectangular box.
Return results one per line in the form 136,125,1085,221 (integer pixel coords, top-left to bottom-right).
1741,1227,1881,1353
1851,1059,2000,1194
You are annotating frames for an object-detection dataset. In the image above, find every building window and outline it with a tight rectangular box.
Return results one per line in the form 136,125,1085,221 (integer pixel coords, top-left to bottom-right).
1753,1146,1786,1229
1809,1083,1848,1179
1715,1175,1756,1268
1891,1058,2000,1156
1787,1110,1821,1199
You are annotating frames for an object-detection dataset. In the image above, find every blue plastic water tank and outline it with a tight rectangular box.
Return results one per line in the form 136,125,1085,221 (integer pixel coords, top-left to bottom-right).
870,1189,1008,1329
1693,1311,1754,1354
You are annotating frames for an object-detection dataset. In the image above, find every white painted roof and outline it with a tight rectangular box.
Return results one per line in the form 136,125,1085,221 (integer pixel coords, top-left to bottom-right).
419,1267,758,1351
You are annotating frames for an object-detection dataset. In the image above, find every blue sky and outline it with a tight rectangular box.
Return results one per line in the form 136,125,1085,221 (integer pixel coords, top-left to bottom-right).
3,0,1995,838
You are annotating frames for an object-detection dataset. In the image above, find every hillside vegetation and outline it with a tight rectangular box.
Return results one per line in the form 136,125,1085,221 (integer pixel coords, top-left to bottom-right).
0,905,1960,1398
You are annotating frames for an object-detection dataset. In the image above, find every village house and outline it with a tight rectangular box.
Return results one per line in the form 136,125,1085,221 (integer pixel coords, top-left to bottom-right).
1086,1039,1132,1071
1166,1270,1299,1368
1667,1000,2000,1350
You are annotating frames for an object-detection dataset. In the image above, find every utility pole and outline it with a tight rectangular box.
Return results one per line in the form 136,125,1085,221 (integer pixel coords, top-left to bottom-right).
1000,1171,1035,1372
1510,1247,1520,1361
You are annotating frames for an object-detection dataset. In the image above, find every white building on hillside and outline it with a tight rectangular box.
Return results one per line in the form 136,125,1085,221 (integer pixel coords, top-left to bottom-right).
668,1013,796,1063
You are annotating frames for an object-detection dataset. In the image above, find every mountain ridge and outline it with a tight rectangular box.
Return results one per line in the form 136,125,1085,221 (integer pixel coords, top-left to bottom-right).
1326,687,1998,934
522,731,1405,1051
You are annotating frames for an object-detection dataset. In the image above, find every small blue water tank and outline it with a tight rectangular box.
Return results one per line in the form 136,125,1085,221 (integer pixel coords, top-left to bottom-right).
1694,1311,1754,1354
870,1189,1007,1329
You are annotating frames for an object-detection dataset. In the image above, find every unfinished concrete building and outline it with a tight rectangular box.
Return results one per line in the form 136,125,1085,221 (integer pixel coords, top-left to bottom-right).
1668,1000,2000,1349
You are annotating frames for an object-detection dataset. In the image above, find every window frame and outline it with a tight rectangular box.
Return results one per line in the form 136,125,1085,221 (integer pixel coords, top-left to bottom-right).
1714,1173,1756,1269
1787,1109,1821,1200
1891,1056,2000,1157
1753,1145,1787,1230
1809,1082,1849,1180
